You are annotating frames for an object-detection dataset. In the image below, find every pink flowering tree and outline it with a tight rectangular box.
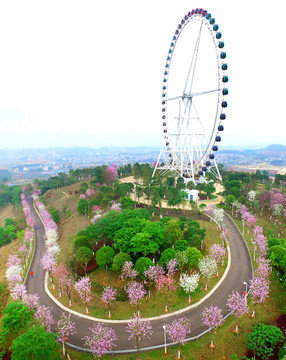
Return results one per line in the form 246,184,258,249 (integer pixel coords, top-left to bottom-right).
83,323,117,358
155,275,176,313
166,317,191,359
144,265,164,297
74,276,92,313
166,259,177,277
126,314,153,355
56,313,76,356
256,257,271,279
201,305,223,348
101,286,117,318
255,233,268,258
34,304,54,332
226,291,248,333
10,283,27,301
121,261,138,283
209,244,226,267
126,281,146,315
22,293,40,310
249,276,270,317
106,164,118,184
52,264,71,298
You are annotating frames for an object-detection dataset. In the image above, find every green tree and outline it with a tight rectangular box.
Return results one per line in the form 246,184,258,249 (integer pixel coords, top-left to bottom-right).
76,246,93,273
225,194,236,208
185,247,203,268
49,207,61,224
130,232,159,256
176,177,185,190
174,240,188,251
10,325,61,360
205,182,216,199
246,323,284,360
164,219,183,245
96,246,115,268
77,199,89,215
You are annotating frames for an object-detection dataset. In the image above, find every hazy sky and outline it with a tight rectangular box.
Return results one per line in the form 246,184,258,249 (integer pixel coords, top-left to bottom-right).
0,0,285,149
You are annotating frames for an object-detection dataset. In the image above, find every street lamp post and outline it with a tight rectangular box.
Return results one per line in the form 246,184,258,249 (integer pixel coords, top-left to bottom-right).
243,281,248,304
163,324,167,355
251,240,256,260
242,220,245,235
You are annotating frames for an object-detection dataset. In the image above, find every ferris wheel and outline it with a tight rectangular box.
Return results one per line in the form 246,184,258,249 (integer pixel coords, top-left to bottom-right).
153,8,228,183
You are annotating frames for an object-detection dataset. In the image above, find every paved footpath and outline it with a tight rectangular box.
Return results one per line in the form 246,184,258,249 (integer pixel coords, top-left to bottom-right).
25,198,252,354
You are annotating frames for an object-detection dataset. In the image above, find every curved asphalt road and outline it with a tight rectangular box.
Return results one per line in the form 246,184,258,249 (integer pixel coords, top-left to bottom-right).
25,198,252,354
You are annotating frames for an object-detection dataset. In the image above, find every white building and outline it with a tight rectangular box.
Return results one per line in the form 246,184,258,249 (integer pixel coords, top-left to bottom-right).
185,189,199,201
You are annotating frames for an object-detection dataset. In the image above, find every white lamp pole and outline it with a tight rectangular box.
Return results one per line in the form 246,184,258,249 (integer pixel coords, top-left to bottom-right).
163,324,167,355
243,281,248,304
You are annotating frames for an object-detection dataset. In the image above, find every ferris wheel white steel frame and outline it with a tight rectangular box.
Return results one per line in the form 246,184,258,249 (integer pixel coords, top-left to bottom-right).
153,8,229,184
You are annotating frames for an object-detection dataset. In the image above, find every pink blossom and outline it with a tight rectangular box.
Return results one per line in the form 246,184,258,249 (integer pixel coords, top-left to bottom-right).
166,259,177,277
40,253,57,272
74,276,92,313
22,293,40,310
34,305,54,332
79,194,86,199
101,286,116,304
106,163,118,183
56,313,76,351
166,317,191,358
256,257,271,279
155,275,176,312
7,254,21,267
226,291,248,332
101,286,116,318
83,323,117,358
121,261,138,281
126,314,152,353
209,244,226,264
201,305,223,329
249,276,269,309
126,281,146,313
10,283,27,300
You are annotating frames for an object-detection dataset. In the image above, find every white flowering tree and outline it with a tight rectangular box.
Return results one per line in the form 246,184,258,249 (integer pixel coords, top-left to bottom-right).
179,273,200,304
198,256,217,290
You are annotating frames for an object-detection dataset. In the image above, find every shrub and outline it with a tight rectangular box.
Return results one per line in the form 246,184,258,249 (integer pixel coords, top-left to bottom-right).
135,257,154,277
159,248,176,267
73,236,91,252
96,246,115,269
112,253,132,272
246,323,284,360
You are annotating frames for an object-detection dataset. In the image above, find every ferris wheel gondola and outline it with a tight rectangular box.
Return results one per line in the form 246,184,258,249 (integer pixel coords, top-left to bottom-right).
153,9,228,183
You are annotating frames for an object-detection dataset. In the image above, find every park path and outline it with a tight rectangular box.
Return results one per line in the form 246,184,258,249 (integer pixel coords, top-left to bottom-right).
25,197,252,354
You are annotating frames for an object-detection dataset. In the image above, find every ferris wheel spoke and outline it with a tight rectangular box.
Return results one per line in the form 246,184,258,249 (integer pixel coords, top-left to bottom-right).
183,20,203,96
187,88,221,98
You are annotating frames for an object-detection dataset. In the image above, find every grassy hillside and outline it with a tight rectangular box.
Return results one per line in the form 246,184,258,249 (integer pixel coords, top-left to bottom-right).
43,183,91,264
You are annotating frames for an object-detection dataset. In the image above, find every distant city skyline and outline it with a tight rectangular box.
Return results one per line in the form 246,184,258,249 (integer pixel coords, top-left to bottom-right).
0,1,285,150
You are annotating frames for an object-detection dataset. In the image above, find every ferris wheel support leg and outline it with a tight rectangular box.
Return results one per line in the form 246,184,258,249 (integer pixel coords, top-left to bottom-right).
213,158,222,182
152,143,165,178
